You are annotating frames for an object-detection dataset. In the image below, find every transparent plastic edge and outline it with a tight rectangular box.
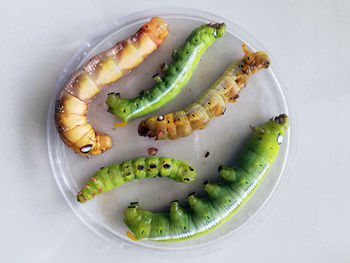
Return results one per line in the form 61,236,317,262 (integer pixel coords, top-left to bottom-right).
46,7,297,254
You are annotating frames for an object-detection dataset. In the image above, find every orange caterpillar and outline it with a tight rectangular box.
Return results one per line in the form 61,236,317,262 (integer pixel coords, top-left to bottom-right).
138,44,270,140
55,17,168,156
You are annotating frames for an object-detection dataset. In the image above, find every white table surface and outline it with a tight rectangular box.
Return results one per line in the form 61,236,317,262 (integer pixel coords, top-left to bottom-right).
1,0,349,262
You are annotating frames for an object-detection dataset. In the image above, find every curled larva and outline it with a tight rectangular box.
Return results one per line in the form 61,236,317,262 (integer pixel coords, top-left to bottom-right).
55,17,169,156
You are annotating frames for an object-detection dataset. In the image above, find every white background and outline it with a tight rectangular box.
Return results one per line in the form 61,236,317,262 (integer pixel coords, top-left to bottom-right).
1,0,349,262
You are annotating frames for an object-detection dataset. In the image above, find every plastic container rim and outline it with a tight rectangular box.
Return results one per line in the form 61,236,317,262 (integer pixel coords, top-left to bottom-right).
46,7,297,253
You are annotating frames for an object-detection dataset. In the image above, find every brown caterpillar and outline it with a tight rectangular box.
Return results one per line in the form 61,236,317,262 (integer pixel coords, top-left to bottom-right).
55,17,169,156
138,44,270,140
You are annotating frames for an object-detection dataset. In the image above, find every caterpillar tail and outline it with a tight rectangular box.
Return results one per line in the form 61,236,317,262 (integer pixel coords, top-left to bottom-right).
126,231,138,241
106,93,132,123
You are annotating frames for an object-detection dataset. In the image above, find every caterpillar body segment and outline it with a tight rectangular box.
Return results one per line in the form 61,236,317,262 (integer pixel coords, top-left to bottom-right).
138,44,270,140
77,157,197,203
124,114,289,241
55,17,169,156
106,23,226,123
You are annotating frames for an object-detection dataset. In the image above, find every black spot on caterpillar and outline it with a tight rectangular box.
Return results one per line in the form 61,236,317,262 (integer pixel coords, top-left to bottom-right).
124,114,289,241
77,157,197,203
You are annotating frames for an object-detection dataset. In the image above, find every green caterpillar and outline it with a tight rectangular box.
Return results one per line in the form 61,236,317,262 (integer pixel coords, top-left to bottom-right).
77,157,197,203
106,23,226,123
124,114,289,241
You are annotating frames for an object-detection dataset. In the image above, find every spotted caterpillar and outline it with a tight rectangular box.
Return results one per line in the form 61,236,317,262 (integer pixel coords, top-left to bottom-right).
124,114,289,241
105,23,226,124
55,17,168,156
138,44,270,140
77,157,196,203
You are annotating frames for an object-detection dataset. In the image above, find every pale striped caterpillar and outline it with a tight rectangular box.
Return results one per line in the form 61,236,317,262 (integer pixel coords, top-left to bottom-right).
124,114,289,241
55,17,169,156
77,157,196,203
105,23,226,124
138,44,270,140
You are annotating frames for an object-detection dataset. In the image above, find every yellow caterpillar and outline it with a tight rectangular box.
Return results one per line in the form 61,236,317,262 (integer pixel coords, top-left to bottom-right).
138,44,270,140
55,17,169,155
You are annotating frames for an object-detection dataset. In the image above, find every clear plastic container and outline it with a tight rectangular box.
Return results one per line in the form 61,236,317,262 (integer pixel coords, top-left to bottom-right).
47,8,295,253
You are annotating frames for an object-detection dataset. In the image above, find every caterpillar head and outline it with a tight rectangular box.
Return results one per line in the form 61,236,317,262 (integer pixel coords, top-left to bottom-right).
124,205,152,240
174,163,197,183
251,114,289,147
206,23,226,38
242,43,270,70
270,114,289,136
106,93,132,123
89,133,113,155
138,119,155,138
141,17,169,46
